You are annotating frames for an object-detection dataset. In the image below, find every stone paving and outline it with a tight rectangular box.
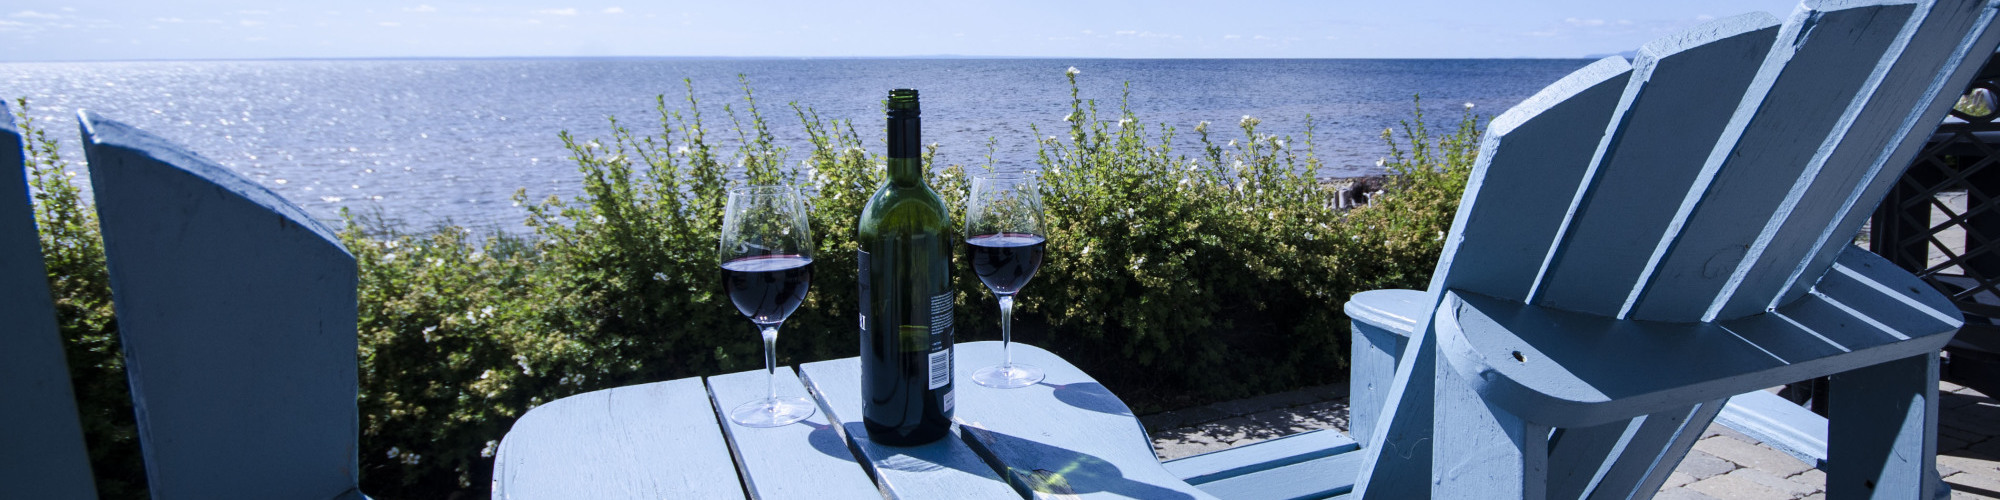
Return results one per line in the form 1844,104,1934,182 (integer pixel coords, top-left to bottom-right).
1143,381,2000,499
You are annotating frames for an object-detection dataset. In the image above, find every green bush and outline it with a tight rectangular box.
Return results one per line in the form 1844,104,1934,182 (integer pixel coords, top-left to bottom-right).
22,71,1481,499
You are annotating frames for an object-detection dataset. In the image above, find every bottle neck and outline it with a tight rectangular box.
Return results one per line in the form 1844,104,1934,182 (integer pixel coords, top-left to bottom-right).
887,110,922,187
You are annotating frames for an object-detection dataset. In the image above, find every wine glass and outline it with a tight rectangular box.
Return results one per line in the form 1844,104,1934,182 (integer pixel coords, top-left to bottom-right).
964,172,1048,388
719,184,817,427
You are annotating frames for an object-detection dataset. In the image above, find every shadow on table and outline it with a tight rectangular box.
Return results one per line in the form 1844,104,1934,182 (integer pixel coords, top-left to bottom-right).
800,420,856,463
1046,381,1133,417
963,427,1199,499
837,421,1012,481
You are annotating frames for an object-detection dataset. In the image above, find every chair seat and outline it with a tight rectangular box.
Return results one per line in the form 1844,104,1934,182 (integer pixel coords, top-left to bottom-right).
1437,246,1962,428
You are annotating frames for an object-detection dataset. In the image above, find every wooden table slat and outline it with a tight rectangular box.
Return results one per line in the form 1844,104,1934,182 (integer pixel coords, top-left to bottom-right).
952,341,1219,500
706,367,882,499
798,356,1020,500
493,377,746,499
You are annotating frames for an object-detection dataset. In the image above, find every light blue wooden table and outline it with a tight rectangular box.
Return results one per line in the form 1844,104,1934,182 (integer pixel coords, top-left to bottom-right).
494,341,1208,499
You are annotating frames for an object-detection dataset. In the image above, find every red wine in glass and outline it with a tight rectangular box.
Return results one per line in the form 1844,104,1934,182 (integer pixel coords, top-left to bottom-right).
721,255,814,325
966,234,1044,294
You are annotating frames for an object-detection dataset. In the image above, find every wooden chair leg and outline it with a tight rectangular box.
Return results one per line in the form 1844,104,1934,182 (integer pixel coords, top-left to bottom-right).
1352,324,1437,499
1432,355,1552,500
1828,352,1942,500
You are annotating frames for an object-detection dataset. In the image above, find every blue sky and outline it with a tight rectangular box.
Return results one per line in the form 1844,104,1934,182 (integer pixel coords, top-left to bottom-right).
2,1,1807,61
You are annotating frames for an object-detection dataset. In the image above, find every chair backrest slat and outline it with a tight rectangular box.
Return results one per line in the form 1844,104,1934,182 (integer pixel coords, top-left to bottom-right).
1431,57,1631,302
1533,13,1784,318
1719,0,2000,319
0,101,100,499
1768,0,2000,315
81,112,359,499
1627,1,1921,322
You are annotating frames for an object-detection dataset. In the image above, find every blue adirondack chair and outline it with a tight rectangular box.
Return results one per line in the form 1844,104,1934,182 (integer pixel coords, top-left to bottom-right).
1162,1,2000,499
79,111,367,500
1,101,100,498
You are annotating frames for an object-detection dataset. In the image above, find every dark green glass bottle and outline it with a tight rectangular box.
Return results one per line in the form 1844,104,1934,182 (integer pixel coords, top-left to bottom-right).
858,89,955,446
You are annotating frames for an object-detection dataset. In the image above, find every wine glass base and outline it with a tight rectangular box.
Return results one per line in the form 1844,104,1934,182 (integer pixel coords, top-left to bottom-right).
729,395,817,427
972,363,1045,389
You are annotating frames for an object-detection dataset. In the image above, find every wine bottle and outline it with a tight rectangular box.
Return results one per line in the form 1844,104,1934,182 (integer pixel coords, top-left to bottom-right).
857,89,955,446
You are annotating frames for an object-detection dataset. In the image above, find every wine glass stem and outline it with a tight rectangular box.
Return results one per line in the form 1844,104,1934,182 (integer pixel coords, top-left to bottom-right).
998,293,1016,367
760,324,781,405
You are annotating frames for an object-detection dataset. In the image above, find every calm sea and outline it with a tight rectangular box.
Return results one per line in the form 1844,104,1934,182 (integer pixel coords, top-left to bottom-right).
3,58,1593,231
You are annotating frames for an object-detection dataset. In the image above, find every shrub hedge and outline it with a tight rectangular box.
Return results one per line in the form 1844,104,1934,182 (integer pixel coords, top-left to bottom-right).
20,71,1480,499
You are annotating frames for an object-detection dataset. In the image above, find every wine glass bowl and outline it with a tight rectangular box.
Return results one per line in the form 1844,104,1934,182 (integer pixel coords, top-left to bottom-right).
719,185,818,427
965,172,1047,389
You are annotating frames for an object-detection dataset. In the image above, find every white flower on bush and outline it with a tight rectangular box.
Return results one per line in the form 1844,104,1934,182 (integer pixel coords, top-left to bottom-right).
1227,139,1238,148
1464,102,1475,109
592,214,607,224
1275,139,1286,148
1062,112,1077,122
1117,117,1133,127
381,253,397,263
1130,256,1146,271
1066,66,1081,75
676,145,690,155
1376,157,1386,168
1239,115,1257,127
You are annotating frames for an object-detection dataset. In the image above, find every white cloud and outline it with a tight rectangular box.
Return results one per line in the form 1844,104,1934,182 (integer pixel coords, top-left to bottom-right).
602,7,624,14
405,5,438,13
240,20,264,27
535,8,578,16
1223,34,1241,39
154,17,186,23
239,10,272,15
1565,17,1608,27
11,10,60,19
1253,35,1271,40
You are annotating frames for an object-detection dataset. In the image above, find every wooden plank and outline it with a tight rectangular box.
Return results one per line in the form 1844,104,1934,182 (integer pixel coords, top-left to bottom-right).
706,367,880,499
493,377,746,499
1715,390,1828,466
1343,289,1424,444
1432,356,1550,499
1185,447,1365,500
0,101,99,499
1353,56,1634,500
1544,419,1638,499
1432,246,1958,429
1586,399,1725,499
796,355,1017,500
1720,0,2000,319
1434,56,1633,303
948,341,1218,499
1827,352,1941,498
1533,13,1782,317
1628,1,1920,321
80,112,361,499
1161,428,1358,484
1777,0,2000,309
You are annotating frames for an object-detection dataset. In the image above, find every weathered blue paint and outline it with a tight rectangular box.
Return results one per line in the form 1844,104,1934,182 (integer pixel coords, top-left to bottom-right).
1171,431,1365,500
1723,0,2000,319
948,341,1217,499
1828,353,1942,499
1533,12,1782,317
1431,358,1550,499
1715,390,1829,466
705,367,879,499
494,377,746,499
79,112,362,499
0,102,99,499
1162,428,1358,485
1779,0,2000,308
796,351,1018,500
1593,399,1727,499
1343,289,1424,447
1350,55,1636,500
1629,1,1920,321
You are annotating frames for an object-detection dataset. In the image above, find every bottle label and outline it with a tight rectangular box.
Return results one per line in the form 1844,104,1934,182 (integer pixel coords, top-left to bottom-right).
928,292,952,390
